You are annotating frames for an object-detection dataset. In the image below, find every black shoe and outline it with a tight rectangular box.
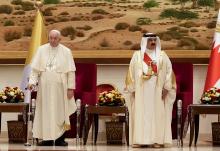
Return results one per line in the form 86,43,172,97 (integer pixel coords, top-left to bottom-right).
55,140,68,146
37,140,54,146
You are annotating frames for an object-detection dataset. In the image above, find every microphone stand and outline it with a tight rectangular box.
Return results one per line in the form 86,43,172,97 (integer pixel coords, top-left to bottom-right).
24,90,32,146
177,99,183,147
24,86,37,146
76,99,81,145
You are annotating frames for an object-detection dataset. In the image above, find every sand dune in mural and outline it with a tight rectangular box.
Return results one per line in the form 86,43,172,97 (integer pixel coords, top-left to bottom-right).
0,0,217,51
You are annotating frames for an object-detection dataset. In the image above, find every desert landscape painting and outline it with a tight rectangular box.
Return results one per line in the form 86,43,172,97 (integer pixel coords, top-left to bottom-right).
0,0,218,51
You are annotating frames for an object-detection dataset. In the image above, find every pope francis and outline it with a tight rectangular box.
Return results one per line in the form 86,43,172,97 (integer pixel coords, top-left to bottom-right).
28,30,77,146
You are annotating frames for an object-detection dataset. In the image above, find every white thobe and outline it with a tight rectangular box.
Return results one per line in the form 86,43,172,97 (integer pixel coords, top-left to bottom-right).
125,50,176,145
29,43,77,140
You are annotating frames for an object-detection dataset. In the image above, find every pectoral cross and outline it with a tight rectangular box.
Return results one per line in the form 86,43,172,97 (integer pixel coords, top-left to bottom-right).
47,62,53,69
46,53,56,70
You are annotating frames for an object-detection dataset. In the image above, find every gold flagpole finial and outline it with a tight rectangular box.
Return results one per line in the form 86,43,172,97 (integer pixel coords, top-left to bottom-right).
34,0,43,11
25,0,48,65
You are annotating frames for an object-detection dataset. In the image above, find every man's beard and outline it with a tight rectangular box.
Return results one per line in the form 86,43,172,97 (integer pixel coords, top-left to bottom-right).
151,43,156,46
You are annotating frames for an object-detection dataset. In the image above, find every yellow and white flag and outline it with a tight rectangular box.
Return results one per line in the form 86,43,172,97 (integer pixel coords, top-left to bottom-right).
20,9,48,102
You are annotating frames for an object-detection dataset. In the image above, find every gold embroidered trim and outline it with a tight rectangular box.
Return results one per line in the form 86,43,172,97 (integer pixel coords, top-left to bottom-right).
64,124,71,130
125,69,133,86
171,71,177,89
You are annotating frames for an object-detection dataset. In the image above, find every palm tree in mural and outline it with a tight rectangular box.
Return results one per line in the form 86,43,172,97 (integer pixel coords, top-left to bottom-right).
191,0,216,10
191,0,198,8
197,0,214,11
143,0,159,12
169,0,191,10
214,0,219,10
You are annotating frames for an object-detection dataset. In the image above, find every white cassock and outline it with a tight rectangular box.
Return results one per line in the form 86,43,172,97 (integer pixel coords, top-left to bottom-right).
29,43,77,140
125,50,176,145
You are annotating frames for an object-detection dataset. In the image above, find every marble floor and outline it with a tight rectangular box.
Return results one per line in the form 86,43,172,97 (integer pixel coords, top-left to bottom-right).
0,134,220,151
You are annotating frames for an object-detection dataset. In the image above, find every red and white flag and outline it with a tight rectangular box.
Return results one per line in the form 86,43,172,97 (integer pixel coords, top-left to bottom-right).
204,9,220,91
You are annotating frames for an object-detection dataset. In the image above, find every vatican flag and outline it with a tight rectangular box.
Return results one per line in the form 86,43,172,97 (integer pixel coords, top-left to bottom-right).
20,9,48,102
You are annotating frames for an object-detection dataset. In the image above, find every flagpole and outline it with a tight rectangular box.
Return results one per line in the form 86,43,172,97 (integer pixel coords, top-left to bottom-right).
218,0,220,123
216,2,220,124
24,0,45,146
24,90,32,146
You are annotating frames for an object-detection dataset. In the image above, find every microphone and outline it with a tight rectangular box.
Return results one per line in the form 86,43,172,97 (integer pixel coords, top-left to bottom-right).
177,99,182,147
76,99,81,145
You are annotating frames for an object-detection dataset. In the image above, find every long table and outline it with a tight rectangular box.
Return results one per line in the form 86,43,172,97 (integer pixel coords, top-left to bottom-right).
188,104,220,146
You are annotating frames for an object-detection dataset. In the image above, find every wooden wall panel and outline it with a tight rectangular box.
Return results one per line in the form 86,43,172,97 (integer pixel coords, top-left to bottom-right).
0,50,210,64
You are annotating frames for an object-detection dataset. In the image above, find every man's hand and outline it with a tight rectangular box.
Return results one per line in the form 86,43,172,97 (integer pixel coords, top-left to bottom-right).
27,84,34,90
67,89,74,100
162,89,168,100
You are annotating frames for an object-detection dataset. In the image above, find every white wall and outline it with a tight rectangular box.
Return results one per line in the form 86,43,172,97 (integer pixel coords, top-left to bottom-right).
193,65,218,134
0,65,24,132
0,64,217,134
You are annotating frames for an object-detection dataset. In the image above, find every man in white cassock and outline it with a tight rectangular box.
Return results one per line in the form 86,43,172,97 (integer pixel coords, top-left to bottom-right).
125,33,176,148
28,30,77,146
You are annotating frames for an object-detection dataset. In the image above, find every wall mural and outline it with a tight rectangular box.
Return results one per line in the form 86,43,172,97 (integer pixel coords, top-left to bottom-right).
0,0,218,51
